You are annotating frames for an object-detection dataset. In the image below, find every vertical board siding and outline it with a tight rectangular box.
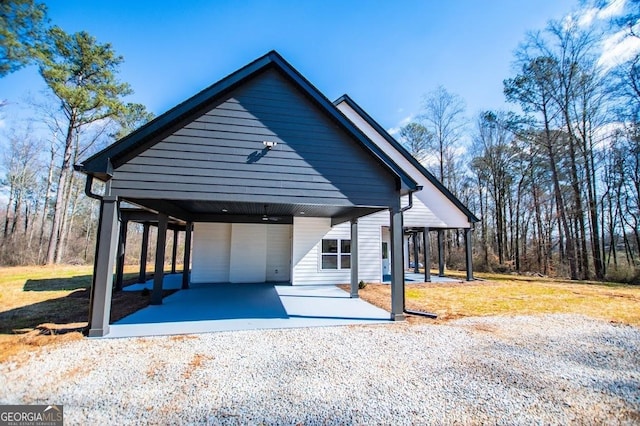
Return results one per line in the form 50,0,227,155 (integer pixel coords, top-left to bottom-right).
229,223,267,283
192,222,293,283
111,68,397,207
266,224,292,282
191,223,231,283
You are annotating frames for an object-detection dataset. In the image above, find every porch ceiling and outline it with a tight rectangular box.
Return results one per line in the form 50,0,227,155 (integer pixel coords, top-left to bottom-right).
123,198,386,224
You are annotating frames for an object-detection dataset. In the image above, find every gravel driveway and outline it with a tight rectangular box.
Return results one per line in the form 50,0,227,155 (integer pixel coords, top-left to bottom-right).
1,314,639,425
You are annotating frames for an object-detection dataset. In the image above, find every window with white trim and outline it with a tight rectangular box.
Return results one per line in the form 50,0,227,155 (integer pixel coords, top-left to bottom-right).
321,239,351,269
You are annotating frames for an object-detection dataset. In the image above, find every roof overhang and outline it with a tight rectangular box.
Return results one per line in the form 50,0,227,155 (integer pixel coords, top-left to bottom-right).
75,51,418,194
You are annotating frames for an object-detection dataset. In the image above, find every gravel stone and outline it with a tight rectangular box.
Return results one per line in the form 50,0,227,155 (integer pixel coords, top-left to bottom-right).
1,314,638,425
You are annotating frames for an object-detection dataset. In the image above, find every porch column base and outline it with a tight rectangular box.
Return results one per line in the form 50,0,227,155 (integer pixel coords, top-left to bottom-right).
88,325,110,337
391,313,406,321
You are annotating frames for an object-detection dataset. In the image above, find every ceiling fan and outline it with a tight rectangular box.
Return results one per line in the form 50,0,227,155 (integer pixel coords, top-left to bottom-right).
262,205,281,222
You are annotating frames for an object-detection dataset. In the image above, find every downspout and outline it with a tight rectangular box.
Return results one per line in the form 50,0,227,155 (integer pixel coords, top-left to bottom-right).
84,174,103,200
400,187,438,319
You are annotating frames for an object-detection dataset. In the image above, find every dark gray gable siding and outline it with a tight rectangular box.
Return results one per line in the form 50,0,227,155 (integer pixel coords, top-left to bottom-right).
111,68,398,207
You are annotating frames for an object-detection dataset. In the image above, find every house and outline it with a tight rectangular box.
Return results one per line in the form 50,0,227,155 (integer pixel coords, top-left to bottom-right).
75,51,477,337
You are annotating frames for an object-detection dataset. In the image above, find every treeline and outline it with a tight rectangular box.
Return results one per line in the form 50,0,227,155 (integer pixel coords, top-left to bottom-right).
401,5,640,282
2,1,639,284
0,0,153,265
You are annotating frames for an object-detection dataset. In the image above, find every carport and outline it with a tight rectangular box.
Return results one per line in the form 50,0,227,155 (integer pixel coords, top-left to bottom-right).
107,275,389,338
76,51,418,337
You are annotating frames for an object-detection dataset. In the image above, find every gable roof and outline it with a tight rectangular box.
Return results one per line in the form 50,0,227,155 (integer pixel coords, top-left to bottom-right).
334,94,479,223
75,51,417,192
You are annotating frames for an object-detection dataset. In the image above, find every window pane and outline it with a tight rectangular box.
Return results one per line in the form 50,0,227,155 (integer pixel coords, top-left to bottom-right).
341,240,351,254
341,254,351,269
322,255,337,269
322,239,338,254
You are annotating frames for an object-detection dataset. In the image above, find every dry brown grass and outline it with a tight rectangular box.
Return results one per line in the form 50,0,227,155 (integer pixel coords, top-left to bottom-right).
0,264,177,363
346,274,640,326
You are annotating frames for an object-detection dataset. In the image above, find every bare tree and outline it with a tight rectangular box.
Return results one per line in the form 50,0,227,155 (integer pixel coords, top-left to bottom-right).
420,86,467,186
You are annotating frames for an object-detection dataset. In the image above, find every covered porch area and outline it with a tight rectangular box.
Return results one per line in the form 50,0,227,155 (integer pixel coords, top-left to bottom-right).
404,227,474,282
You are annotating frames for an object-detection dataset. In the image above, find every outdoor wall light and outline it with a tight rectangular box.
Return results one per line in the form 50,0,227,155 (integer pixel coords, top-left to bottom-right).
263,140,278,150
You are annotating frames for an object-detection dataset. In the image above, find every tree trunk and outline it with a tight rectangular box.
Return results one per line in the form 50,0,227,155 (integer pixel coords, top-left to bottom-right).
56,170,77,264
543,129,578,279
3,183,14,238
46,115,76,265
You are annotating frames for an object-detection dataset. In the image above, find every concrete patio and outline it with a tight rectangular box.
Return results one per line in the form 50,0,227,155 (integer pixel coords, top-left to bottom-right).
108,275,390,338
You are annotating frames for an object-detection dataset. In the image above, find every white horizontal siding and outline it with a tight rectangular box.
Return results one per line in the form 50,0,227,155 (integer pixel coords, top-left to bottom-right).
337,102,472,228
292,217,352,285
356,213,385,283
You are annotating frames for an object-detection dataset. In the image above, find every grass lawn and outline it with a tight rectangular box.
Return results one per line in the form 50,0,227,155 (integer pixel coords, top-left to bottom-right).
348,271,640,326
2,265,639,363
0,264,176,363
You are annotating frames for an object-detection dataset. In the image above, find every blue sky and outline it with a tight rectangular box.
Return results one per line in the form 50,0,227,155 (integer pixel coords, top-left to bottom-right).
1,0,582,133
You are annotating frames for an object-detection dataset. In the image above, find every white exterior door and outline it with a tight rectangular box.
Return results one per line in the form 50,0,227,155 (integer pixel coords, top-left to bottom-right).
381,226,391,277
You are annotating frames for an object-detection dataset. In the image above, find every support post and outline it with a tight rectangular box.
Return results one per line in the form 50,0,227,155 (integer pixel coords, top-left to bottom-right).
151,213,168,305
138,222,150,283
437,229,445,277
114,218,128,291
350,218,359,298
88,195,119,337
423,227,431,282
465,228,474,281
390,208,405,321
413,232,420,273
182,222,192,290
171,228,178,274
